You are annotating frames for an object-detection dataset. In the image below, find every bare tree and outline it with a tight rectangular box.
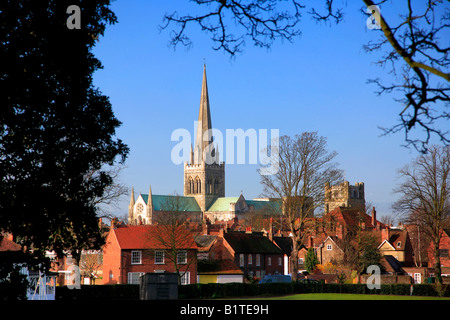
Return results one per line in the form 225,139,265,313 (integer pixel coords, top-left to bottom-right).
86,164,128,222
259,132,343,281
160,0,304,56
379,214,395,227
149,193,198,285
393,145,450,284
79,251,102,285
160,0,449,153
360,0,450,153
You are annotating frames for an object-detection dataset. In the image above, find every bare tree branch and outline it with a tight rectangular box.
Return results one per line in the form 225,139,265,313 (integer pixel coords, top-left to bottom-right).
393,145,450,283
259,132,344,281
160,0,304,55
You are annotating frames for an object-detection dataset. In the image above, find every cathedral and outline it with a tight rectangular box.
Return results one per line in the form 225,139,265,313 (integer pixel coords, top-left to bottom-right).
128,65,278,225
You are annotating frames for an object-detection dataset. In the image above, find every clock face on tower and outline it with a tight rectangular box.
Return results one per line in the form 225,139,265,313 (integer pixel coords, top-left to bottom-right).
136,203,144,214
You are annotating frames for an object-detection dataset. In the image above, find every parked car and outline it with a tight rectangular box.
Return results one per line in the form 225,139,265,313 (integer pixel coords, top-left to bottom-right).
298,278,319,283
259,275,292,284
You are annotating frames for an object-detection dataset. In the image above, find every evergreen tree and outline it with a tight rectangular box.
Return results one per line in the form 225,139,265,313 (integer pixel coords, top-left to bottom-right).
0,0,128,263
305,247,319,273
359,235,384,274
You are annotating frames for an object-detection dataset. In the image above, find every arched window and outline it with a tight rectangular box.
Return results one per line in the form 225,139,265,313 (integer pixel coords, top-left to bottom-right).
194,176,201,194
214,179,219,194
188,177,194,194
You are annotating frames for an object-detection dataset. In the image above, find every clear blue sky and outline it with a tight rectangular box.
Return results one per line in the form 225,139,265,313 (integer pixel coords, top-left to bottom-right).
92,1,440,221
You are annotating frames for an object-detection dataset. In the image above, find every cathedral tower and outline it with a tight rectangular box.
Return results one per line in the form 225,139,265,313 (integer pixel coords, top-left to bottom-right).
184,65,225,211
324,181,365,214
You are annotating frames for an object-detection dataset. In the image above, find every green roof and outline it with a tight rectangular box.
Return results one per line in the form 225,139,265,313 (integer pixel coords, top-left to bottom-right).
206,197,282,215
141,194,201,212
207,197,240,212
246,199,282,215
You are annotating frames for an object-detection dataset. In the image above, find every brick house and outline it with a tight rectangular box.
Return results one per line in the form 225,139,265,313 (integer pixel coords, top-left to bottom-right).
427,229,450,268
317,236,346,266
378,227,414,266
427,228,450,279
221,228,284,279
200,227,284,280
195,234,244,283
103,225,198,285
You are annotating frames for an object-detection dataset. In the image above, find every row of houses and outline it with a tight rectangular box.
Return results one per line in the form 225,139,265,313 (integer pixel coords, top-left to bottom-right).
3,205,450,292
102,222,286,285
100,205,450,285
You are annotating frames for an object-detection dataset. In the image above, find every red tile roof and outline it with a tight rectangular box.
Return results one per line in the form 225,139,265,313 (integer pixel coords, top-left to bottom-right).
325,207,385,229
0,236,22,252
112,225,197,250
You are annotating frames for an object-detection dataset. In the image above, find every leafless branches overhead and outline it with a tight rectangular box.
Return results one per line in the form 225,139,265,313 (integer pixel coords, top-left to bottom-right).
363,0,450,153
160,0,304,55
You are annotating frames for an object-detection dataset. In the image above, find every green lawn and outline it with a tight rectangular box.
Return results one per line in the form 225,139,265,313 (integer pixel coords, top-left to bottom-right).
242,293,450,300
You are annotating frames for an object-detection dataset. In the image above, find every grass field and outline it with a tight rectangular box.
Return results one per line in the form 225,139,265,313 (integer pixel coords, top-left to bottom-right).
242,293,450,300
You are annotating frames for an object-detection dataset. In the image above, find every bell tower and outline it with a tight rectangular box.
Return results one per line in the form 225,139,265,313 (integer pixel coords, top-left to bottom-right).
184,65,225,211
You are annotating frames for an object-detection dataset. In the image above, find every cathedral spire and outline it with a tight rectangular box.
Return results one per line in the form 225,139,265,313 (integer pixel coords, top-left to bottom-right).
194,64,213,164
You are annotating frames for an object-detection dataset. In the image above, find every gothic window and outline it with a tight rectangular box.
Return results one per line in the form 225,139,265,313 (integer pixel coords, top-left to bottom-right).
194,176,201,194
207,179,212,194
188,177,194,194
214,179,219,194
136,203,144,214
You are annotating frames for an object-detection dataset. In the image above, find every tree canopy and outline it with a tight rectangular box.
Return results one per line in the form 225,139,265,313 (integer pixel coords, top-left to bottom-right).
0,0,128,261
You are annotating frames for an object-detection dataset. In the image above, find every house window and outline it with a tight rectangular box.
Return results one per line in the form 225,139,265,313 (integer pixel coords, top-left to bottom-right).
240,254,244,267
327,244,332,251
268,257,272,266
256,254,261,267
439,249,449,257
155,250,165,264
180,272,190,285
131,250,142,264
298,258,304,265
414,273,422,284
248,254,252,265
177,250,187,264
278,257,282,266
127,272,143,284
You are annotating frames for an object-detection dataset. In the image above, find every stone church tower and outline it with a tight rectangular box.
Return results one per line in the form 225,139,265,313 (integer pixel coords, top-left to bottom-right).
324,180,365,214
184,65,225,211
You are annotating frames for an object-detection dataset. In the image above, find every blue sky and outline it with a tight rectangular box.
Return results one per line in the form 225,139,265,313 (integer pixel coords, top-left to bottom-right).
91,1,439,221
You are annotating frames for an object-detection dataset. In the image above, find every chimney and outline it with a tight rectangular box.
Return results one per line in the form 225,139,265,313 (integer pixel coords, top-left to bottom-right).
382,226,389,242
309,236,314,248
111,217,118,229
371,207,377,227
269,218,273,241
245,226,252,234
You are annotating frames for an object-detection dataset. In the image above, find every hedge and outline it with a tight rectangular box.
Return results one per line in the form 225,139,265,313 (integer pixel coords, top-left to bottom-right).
56,284,139,300
178,282,450,299
54,282,450,300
